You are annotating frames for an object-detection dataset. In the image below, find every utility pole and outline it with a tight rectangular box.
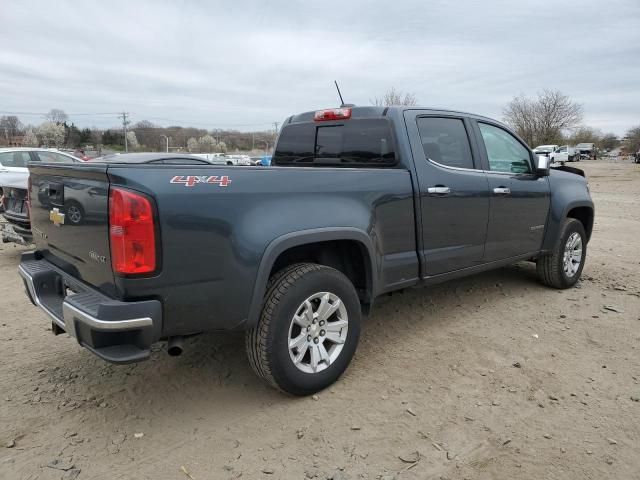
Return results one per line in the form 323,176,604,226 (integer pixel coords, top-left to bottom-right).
120,112,130,152
160,134,169,152
273,122,279,135
251,132,255,151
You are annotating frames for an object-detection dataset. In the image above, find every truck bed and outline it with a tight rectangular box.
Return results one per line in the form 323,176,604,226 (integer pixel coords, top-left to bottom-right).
28,162,418,337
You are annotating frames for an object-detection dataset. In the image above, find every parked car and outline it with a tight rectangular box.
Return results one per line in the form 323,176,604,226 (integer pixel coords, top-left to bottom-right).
550,145,580,163
18,106,593,395
224,154,252,166
575,142,597,160
0,148,82,244
192,153,228,165
532,145,558,157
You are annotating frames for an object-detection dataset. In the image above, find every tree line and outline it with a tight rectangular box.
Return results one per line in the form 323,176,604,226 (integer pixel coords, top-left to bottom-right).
0,109,276,154
2,99,639,154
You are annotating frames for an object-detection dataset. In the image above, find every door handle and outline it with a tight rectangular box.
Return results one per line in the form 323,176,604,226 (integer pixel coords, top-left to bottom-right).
427,186,451,195
493,187,511,195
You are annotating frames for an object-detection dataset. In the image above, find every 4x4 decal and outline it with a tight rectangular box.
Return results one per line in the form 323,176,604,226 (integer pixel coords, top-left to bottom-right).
170,175,232,187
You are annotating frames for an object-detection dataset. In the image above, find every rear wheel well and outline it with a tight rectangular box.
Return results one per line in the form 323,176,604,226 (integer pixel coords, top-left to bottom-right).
567,207,593,241
270,240,371,309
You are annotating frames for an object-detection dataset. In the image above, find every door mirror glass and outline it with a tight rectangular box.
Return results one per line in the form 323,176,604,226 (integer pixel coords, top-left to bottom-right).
536,155,551,176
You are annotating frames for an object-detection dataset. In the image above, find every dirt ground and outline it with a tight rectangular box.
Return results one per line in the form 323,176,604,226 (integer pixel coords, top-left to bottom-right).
1,159,639,480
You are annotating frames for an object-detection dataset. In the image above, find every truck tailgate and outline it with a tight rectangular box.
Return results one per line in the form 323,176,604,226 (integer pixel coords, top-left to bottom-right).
29,164,115,296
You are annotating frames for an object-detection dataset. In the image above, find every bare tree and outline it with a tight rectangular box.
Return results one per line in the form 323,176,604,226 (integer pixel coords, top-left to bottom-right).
623,126,640,154
0,115,23,140
372,87,418,107
503,89,582,146
568,126,602,146
599,133,619,151
45,108,68,124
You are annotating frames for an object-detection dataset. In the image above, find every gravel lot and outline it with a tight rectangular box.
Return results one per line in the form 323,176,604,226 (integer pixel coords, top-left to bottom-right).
1,159,639,480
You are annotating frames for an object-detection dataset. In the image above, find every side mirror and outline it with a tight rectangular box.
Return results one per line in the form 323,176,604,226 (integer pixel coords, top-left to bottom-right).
536,155,551,176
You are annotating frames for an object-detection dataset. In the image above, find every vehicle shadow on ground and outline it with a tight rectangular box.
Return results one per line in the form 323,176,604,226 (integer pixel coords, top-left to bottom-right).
26,262,543,406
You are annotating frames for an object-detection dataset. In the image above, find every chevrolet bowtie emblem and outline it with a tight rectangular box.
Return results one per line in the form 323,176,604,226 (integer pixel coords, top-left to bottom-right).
49,208,65,227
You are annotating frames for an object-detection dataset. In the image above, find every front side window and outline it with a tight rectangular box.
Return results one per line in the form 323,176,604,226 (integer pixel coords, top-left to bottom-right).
416,117,474,170
273,119,396,167
478,123,532,174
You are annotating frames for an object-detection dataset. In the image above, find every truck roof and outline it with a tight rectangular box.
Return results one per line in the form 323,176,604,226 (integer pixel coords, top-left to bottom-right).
285,105,510,129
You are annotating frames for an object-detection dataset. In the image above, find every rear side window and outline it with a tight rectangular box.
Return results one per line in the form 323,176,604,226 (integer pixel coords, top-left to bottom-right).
0,151,31,167
273,119,396,167
416,117,475,169
34,151,76,163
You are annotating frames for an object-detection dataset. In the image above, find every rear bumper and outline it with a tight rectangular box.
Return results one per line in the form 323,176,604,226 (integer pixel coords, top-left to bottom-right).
19,252,162,364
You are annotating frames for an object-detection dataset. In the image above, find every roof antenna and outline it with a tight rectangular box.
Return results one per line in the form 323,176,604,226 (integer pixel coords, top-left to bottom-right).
334,80,354,107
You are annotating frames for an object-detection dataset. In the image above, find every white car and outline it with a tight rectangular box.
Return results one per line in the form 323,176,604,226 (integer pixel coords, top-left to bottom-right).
224,154,252,166
532,145,558,157
0,148,81,244
0,148,81,190
550,145,579,163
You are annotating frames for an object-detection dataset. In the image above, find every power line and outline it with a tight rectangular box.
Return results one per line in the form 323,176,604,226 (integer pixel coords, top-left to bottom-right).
0,111,123,116
1,110,279,131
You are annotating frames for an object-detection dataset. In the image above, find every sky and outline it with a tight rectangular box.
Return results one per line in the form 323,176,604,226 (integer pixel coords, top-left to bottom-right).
0,0,638,135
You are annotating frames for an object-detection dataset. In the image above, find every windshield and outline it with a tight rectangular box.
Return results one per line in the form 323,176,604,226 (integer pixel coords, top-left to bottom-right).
534,147,553,153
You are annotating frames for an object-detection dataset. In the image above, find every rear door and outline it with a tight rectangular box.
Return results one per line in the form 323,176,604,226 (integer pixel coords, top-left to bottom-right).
404,111,490,276
472,121,550,261
0,151,32,189
29,164,115,295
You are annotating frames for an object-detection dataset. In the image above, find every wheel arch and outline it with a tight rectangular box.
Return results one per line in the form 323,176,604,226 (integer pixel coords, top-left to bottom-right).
246,228,377,328
542,200,594,252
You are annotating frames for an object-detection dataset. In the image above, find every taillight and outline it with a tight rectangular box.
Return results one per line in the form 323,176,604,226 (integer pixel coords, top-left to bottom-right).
109,187,156,275
314,107,352,121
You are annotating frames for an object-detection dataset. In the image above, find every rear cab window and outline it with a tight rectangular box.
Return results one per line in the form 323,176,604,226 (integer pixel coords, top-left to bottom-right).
272,119,397,167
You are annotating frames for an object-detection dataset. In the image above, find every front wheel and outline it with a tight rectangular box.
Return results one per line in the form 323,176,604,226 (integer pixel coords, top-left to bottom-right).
246,263,361,395
536,218,586,289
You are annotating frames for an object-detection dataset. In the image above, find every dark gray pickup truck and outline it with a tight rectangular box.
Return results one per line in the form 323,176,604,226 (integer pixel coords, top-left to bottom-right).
19,106,594,395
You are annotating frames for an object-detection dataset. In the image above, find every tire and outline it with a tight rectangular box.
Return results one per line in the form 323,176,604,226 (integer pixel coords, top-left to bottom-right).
64,201,84,225
536,218,587,289
246,263,361,395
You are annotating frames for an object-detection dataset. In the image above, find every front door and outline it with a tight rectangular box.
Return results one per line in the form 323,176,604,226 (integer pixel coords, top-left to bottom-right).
472,121,551,261
404,112,490,276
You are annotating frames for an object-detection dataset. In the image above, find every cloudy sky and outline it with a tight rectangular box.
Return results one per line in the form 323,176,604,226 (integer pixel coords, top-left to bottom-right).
1,0,638,135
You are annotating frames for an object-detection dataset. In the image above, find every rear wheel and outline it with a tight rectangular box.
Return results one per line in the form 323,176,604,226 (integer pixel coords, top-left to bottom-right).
246,263,361,395
537,218,586,289
65,201,84,225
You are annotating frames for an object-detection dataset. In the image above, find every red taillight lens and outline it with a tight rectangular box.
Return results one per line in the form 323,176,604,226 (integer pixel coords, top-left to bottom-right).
109,187,156,275
314,107,352,122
